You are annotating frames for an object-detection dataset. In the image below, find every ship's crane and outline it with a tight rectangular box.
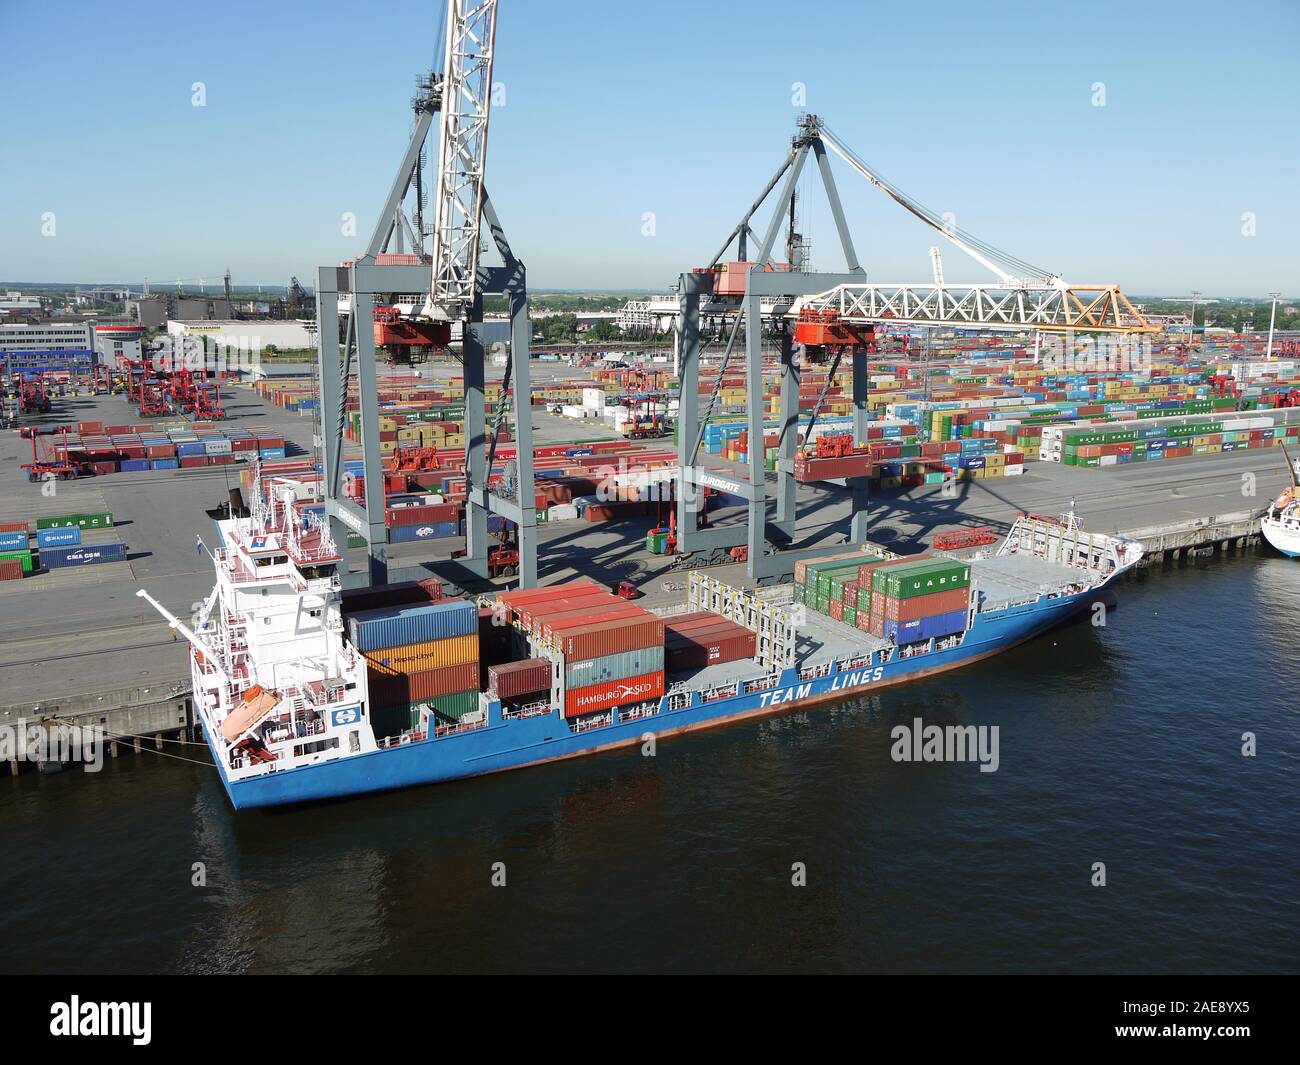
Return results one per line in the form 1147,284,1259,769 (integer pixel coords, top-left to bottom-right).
316,0,538,587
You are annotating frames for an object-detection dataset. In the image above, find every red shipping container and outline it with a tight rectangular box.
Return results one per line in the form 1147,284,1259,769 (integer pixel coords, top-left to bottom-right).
495,580,601,610
665,629,755,670
828,599,845,621
207,455,236,466
564,670,664,718
368,661,478,706
541,605,645,643
558,614,664,660
871,587,970,623
0,559,24,581
665,612,734,636
518,592,623,631
665,620,747,646
0,521,28,533
487,658,552,700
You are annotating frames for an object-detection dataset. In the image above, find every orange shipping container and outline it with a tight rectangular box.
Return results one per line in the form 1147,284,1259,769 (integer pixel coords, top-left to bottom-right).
363,633,479,676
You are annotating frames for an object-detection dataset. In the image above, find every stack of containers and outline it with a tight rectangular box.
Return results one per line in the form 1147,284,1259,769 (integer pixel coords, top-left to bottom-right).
0,522,29,580
792,550,958,636
663,611,756,671
495,581,665,721
867,559,972,642
346,598,480,737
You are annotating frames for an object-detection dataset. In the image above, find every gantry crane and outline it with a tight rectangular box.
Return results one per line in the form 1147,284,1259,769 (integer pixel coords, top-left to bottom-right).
315,0,538,587
674,113,1156,581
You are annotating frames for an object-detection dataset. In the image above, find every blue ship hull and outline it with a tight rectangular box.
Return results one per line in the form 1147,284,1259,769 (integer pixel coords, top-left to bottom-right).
213,581,1111,810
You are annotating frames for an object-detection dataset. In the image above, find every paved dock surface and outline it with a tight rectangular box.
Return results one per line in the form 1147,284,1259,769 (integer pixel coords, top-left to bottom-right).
0,366,1291,706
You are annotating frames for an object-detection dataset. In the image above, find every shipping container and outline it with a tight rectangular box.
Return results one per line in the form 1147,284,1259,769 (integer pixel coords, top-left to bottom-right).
387,521,459,543
563,670,665,718
38,541,128,569
0,558,24,581
35,526,81,548
493,579,601,607
34,511,113,531
363,633,479,675
0,521,29,534
367,661,479,705
0,530,28,551
540,604,646,643
341,578,444,616
557,614,664,660
871,559,970,598
564,644,665,689
517,592,623,632
871,586,970,622
487,658,552,700
347,597,477,651
665,628,756,670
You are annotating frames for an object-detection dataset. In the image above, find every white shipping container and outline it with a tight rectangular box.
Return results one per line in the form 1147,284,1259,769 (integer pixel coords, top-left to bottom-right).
1004,464,1025,476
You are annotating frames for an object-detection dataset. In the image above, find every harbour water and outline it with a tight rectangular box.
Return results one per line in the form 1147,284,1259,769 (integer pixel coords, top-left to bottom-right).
3,550,1298,974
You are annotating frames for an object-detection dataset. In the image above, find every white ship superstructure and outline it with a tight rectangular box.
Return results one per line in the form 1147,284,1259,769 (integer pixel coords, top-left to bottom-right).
140,473,374,783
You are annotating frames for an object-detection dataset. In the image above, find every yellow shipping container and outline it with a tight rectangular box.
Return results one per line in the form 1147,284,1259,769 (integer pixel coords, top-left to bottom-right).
364,634,479,676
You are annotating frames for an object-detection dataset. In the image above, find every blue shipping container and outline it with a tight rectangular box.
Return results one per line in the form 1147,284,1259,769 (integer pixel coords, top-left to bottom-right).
121,459,151,472
347,598,477,651
387,521,458,543
0,530,28,551
916,609,969,640
151,458,180,470
40,541,128,569
259,447,286,460
36,527,81,548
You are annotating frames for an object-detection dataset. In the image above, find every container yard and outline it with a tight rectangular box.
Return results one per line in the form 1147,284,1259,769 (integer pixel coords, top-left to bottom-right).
4,0,1298,993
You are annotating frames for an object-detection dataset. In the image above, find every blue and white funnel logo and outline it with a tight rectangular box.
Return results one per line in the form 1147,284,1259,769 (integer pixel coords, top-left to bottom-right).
332,706,361,727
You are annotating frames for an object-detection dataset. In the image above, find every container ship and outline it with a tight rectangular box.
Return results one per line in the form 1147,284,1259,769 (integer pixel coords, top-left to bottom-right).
136,464,1144,810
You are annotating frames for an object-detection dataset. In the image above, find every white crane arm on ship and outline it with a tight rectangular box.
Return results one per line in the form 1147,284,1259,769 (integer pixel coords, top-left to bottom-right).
135,589,232,686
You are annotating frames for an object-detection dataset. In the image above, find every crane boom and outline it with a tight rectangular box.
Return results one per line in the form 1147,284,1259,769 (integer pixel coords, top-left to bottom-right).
425,0,499,319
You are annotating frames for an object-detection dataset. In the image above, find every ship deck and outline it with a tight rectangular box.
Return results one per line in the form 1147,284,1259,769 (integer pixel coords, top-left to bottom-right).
665,550,1090,692
667,607,889,691
965,552,1089,609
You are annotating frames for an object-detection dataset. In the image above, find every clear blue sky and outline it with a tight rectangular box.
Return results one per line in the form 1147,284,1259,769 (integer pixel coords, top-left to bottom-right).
2,0,1296,297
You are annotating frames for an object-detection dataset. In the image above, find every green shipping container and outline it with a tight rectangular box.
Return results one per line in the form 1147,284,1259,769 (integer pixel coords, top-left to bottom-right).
410,689,480,725
872,559,970,599
35,511,113,531
0,550,34,574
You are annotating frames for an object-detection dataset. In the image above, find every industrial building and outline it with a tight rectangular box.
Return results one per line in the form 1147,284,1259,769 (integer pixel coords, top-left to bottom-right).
165,318,313,354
